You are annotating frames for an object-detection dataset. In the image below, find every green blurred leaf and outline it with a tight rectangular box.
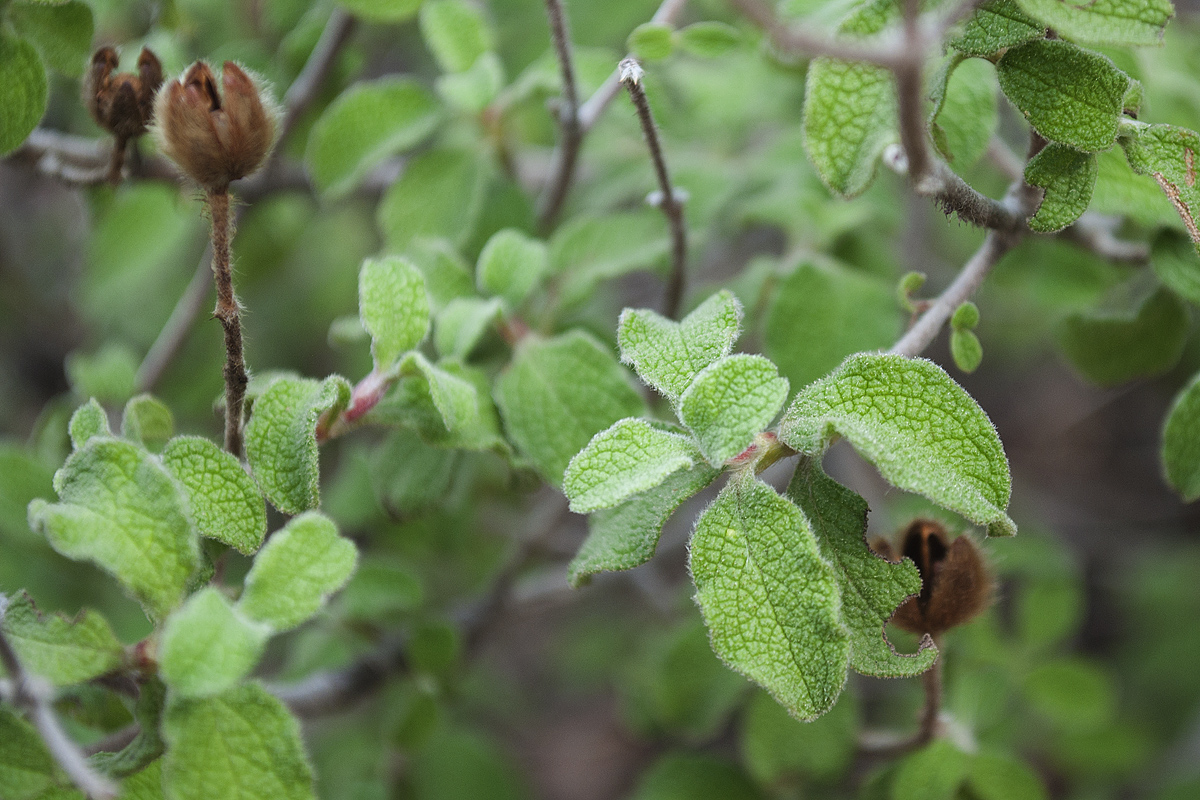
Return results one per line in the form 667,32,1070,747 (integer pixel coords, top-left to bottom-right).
779,353,1015,536
967,752,1049,800
1057,286,1187,386
1014,0,1172,46
0,444,53,541
0,706,55,800
65,344,138,406
359,256,430,370
1120,123,1200,250
434,297,503,360
950,0,1044,57
952,301,980,330
89,678,166,779
121,395,174,453
1092,146,1180,227
377,149,487,252
369,428,458,517
437,51,505,112
740,687,857,785
630,753,763,800
551,212,669,306
931,56,998,171
1152,231,1200,306
950,328,983,373
0,32,47,156
564,418,699,513
408,727,525,800
1024,658,1115,730
1163,370,1200,501
476,228,548,307
160,587,269,697
162,436,267,555
419,0,493,72
676,22,742,57
1025,143,1099,233
0,591,123,685
8,0,93,76
679,355,789,466
68,399,110,450
628,22,674,61
892,740,971,800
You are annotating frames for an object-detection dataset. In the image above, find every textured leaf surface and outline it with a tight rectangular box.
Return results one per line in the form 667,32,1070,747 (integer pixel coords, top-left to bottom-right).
397,352,484,438
245,376,351,515
0,33,47,157
568,463,720,586
162,684,314,800
495,331,645,485
1162,372,1200,501
950,0,1044,57
1025,143,1099,232
997,40,1129,154
1121,123,1200,248
786,459,936,677
1058,287,1187,386
0,707,54,799
8,0,93,77
377,149,486,251
1014,0,1172,46
307,78,440,198
680,355,789,466
69,398,110,449
237,512,357,631
28,438,200,619
564,419,698,513
373,359,504,451
690,475,849,720
618,290,743,405
162,436,266,555
778,354,1015,536
359,256,430,370
476,228,548,307
419,0,493,72
160,588,269,698
122,395,174,452
0,592,123,686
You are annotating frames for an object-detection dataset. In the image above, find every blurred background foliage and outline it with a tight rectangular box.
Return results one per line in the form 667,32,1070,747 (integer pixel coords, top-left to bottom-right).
3,0,1200,797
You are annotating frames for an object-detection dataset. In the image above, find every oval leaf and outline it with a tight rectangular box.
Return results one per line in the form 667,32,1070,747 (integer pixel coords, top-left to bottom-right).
162,436,267,555
679,355,789,466
160,587,269,698
564,418,698,513
359,256,430,370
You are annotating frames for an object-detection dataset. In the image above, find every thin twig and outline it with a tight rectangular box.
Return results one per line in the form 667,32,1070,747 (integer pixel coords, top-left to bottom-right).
535,0,584,232
725,0,906,68
857,648,944,759
894,0,930,185
207,190,248,456
884,147,1025,231
278,9,357,145
1061,214,1150,264
620,58,688,320
0,598,118,800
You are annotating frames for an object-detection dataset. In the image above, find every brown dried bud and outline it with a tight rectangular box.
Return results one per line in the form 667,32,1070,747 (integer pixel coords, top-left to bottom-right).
83,46,164,141
154,61,279,192
872,519,993,637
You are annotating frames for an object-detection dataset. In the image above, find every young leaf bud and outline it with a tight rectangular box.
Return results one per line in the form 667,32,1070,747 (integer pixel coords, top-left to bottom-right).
154,61,280,192
872,519,993,636
83,46,164,140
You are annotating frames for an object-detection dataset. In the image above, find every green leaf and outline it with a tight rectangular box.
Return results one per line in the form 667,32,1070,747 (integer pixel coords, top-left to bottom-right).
377,149,487,251
1024,143,1099,232
892,740,971,800
1024,658,1115,730
0,444,54,541
162,684,314,800
373,359,504,451
690,474,849,720
802,0,897,198
359,256,430,370
237,511,357,631
408,727,526,800
552,212,670,307
121,395,174,452
476,228,548,307
0,706,55,800
618,290,743,406
28,438,200,620
1120,123,1200,249
369,429,458,516
89,678,166,779
564,419,699,513
434,296,503,360
336,0,421,22
245,376,351,515
996,40,1130,153
950,328,984,373
120,759,166,799
159,588,269,698
1092,146,1180,228
931,57,998,171
568,463,720,587
1152,231,1200,307
306,78,440,198
0,591,123,685
680,355,789,466
786,458,938,678
161,436,266,555
437,51,505,112
397,352,484,437
628,22,674,61
1013,0,1172,46
0,32,47,156
778,353,1015,537
1163,371,1200,501
69,399,110,449
631,753,763,800
949,0,1044,57
966,753,1049,800
419,0,493,73
65,343,138,405
1057,287,1188,386
8,0,93,77
676,22,742,58
495,330,645,485
764,261,900,390
740,688,857,785
952,301,980,330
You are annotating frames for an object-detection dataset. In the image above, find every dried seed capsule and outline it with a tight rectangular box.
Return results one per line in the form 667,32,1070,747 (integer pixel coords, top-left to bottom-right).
83,46,164,140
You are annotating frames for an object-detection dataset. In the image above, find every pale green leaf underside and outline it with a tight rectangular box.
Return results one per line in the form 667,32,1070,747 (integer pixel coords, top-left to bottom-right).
778,353,1015,537
237,512,357,631
1162,371,1200,502
1025,143,1099,233
162,684,314,800
786,458,937,678
680,355,789,466
617,290,743,405
359,256,430,371
564,418,698,513
0,592,123,686
1058,287,1188,386
161,436,266,555
950,0,1044,57
159,588,269,698
397,351,483,438
69,399,110,449
1120,123,1200,250
1014,0,1172,46
245,376,351,515
690,475,849,721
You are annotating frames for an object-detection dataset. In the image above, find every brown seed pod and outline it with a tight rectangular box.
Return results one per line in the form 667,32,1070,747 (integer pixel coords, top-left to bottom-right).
153,61,280,192
872,519,993,636
83,46,164,140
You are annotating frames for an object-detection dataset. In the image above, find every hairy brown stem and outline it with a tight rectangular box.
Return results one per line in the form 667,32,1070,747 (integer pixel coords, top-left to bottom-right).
207,189,247,457
535,0,584,232
106,136,128,186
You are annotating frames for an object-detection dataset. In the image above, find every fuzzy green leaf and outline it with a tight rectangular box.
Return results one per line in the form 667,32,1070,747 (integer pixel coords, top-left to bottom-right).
786,459,937,677
306,78,440,198
0,32,47,157
162,684,314,800
397,352,483,436
568,463,720,587
618,290,743,405
676,22,742,57
1152,232,1200,307
950,0,1044,57
434,296,503,359
245,375,351,515
564,419,699,513
159,588,269,698
237,511,357,631
27,438,200,620
121,395,174,452
1120,123,1200,249
0,592,123,686
0,707,55,800
950,329,984,373
997,40,1130,153
1162,372,1200,501
495,331,645,485
1014,0,1172,46
1025,143,1099,232
628,22,674,61
336,0,420,21
952,301,980,330
419,0,493,73
679,355,789,466
359,256,430,370
931,56,998,171
476,228,548,307
8,0,93,77
373,359,504,451
377,149,487,251
161,436,266,555
1058,287,1187,386
69,399,110,449
690,474,849,720
892,739,971,800
778,353,1015,537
